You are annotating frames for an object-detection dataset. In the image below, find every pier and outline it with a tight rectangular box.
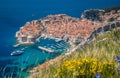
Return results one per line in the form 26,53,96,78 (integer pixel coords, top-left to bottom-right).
38,46,54,53
55,38,62,42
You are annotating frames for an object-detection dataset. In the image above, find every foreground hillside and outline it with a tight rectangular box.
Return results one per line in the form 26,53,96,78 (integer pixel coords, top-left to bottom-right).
29,28,120,78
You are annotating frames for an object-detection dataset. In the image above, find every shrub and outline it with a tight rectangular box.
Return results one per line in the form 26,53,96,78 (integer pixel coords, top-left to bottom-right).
56,58,116,78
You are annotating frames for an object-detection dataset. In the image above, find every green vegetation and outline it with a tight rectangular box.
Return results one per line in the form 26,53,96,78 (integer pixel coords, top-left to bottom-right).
104,6,120,13
29,28,120,78
108,17,115,22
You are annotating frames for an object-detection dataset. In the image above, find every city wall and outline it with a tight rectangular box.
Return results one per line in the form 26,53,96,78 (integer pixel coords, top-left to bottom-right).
88,21,120,41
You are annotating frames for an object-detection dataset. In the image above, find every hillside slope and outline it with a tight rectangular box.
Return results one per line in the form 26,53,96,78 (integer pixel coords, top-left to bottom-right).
29,28,120,78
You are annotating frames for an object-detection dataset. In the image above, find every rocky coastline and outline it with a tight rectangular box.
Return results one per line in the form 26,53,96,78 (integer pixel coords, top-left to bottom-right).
15,8,120,75
16,8,120,46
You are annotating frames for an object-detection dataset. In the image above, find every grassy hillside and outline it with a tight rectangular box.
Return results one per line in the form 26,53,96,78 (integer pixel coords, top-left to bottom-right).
29,28,120,78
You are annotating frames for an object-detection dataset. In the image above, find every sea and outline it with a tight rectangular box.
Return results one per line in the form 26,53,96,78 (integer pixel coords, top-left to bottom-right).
0,0,120,78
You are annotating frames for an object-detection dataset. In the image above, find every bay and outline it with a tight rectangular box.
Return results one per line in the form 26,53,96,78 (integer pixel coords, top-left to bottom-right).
0,0,120,78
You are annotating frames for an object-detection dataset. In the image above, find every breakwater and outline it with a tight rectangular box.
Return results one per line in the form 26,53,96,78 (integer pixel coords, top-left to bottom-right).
38,46,54,53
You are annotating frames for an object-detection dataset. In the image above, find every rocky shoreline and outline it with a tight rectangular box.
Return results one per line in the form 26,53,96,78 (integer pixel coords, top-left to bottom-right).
15,8,120,77
15,8,120,46
28,55,64,73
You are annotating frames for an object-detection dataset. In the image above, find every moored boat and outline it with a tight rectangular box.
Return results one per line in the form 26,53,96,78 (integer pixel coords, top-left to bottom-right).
13,44,20,48
11,50,24,56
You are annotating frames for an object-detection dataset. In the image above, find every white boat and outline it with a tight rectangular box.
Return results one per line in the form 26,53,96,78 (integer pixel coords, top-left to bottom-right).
56,44,63,48
50,46,54,48
11,50,24,56
21,48,25,51
13,44,20,48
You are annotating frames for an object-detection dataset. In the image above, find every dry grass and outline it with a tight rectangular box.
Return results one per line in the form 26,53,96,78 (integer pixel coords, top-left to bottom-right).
29,29,120,78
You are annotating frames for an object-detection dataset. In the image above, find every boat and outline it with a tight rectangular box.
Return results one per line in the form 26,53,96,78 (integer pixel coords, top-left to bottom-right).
21,48,25,51
13,44,20,48
21,47,27,51
11,50,24,56
50,46,56,49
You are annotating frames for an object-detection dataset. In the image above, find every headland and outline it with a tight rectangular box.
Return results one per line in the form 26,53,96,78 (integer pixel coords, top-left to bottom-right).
16,8,120,51
14,7,120,77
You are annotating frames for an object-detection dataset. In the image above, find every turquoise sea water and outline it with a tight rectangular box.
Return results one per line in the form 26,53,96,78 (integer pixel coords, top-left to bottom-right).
0,0,120,78
0,38,69,78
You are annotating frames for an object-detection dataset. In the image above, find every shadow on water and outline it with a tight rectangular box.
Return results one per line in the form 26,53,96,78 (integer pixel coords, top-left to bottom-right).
0,59,20,78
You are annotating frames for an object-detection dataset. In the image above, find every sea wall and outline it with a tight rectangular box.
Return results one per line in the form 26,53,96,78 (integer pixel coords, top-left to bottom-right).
87,21,120,41
68,21,120,54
